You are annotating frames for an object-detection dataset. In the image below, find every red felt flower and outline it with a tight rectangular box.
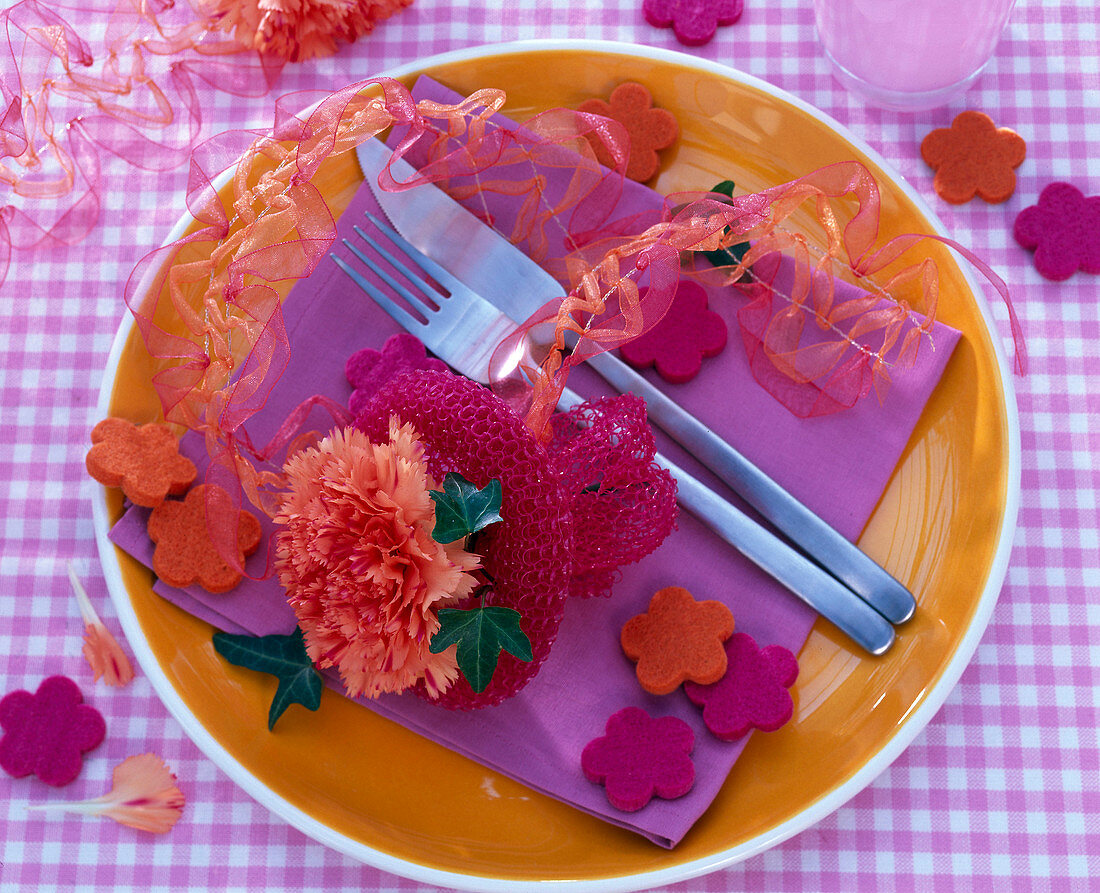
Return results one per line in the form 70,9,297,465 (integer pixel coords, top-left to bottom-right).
1014,182,1100,281
619,279,727,384
579,83,679,183
643,0,744,47
0,676,106,786
684,633,799,741
581,707,695,812
920,111,1026,205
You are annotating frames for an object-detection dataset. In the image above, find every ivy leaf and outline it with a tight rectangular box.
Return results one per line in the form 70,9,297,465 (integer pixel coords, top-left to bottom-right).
429,473,503,543
703,179,750,272
212,627,323,730
429,606,532,693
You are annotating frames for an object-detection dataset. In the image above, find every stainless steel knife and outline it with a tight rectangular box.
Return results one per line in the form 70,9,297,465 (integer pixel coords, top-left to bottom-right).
354,137,916,626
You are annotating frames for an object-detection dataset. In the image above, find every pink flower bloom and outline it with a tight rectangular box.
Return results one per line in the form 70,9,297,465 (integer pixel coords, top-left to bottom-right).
275,419,479,699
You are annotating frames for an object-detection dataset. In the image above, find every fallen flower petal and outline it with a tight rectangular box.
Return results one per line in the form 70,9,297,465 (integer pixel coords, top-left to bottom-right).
27,754,184,833
68,564,135,688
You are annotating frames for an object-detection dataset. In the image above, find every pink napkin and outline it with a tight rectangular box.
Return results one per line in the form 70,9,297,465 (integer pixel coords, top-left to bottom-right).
109,78,960,847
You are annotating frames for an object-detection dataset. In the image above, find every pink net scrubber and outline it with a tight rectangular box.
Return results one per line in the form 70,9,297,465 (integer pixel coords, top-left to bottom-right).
354,368,575,709
547,393,678,599
354,369,680,708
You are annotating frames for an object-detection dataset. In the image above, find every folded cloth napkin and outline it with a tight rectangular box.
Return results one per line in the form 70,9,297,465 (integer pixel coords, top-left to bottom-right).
109,77,961,847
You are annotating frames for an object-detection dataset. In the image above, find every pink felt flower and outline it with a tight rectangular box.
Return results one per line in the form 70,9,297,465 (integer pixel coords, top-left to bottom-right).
643,0,744,47
684,633,799,741
199,0,413,63
1013,182,1100,281
275,419,480,700
346,333,448,416
581,707,695,812
619,280,727,384
1,676,106,786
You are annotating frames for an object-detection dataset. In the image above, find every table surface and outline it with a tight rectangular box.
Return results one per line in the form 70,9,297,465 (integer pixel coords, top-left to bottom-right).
1,1,1097,891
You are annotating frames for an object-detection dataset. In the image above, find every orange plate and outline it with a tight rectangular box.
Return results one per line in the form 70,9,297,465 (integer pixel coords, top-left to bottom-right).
92,41,1019,891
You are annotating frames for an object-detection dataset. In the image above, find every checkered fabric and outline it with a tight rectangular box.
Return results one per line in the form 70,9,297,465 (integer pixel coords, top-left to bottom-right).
1,0,1097,890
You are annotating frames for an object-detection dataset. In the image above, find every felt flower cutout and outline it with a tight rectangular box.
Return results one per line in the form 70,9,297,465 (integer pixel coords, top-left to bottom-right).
147,484,263,594
68,564,134,688
621,586,734,695
619,280,728,384
201,0,414,63
275,420,480,700
1014,182,1100,281
346,333,448,416
581,707,695,812
27,754,185,833
579,83,679,182
684,632,799,741
1,676,106,786
643,0,744,47
920,111,1026,204
85,418,196,508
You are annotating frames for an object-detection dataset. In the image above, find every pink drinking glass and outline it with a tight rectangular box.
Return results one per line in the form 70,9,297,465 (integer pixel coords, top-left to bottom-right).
813,0,1018,111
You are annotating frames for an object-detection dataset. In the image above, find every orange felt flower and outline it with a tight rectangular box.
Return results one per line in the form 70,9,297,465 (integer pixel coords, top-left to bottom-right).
579,82,679,182
920,111,1026,204
274,420,480,700
621,586,734,695
85,418,196,509
147,485,263,594
27,753,185,833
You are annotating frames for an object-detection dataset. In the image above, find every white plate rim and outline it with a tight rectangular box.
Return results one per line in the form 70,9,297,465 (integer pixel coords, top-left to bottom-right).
91,38,1022,893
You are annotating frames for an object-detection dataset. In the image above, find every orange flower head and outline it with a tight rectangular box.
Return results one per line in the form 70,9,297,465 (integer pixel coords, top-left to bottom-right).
275,419,480,699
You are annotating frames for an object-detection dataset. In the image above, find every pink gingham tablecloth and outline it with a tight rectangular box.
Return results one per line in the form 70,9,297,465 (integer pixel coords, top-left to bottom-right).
1,1,1097,890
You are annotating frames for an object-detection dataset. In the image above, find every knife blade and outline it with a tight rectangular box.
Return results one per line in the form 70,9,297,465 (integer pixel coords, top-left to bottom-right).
354,137,916,626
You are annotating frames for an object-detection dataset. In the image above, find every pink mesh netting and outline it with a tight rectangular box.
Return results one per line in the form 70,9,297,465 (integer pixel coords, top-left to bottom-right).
354,368,575,709
547,393,678,599
353,368,679,708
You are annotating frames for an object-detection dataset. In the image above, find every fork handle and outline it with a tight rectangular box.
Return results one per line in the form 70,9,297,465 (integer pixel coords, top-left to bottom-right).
583,349,916,625
558,386,896,655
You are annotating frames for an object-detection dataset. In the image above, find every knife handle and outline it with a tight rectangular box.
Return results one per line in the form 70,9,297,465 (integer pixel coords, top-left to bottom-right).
583,350,916,625
558,386,896,655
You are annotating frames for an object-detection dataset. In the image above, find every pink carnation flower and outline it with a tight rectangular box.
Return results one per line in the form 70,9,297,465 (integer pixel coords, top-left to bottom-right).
275,419,479,699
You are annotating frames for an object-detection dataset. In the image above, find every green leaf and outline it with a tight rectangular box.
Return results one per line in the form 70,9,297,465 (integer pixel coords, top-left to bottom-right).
703,179,750,272
213,627,324,730
429,473,503,543
429,605,532,693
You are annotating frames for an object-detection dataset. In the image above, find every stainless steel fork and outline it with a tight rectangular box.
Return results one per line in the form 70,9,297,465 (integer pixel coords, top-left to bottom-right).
332,213,896,655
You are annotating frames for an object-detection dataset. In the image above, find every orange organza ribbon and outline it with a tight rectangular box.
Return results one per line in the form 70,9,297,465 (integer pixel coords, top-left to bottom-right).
0,0,281,286
114,77,1024,571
